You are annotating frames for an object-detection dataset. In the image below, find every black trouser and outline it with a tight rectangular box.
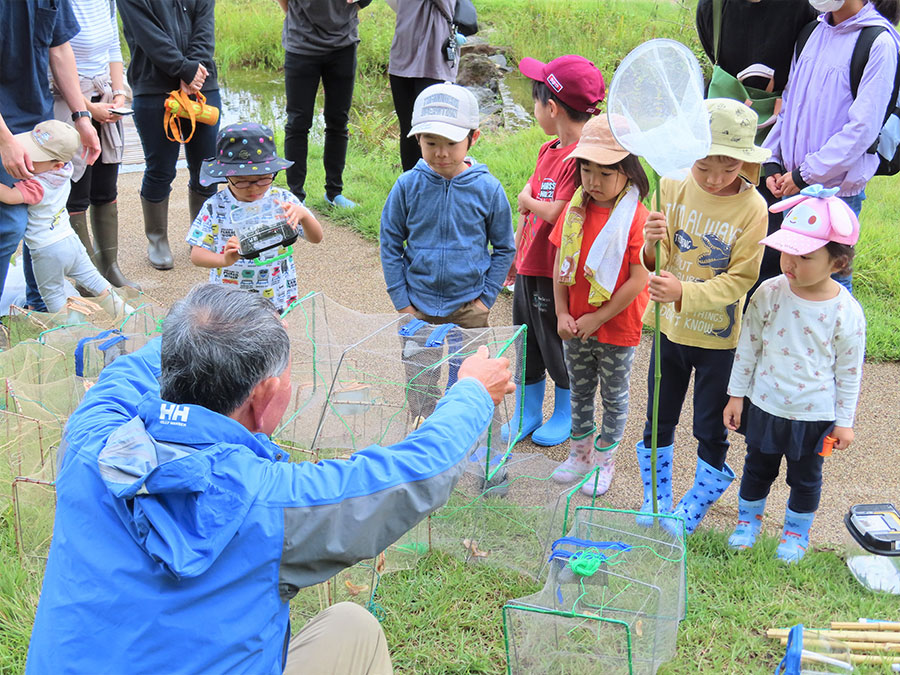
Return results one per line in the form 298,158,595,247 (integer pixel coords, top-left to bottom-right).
745,181,783,304
389,74,443,172
132,89,221,202
512,274,569,388
642,333,734,470
68,109,119,212
284,45,357,201
739,446,824,513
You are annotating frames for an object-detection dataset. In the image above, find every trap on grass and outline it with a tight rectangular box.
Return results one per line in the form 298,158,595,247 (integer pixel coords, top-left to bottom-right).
275,293,528,617
503,507,686,675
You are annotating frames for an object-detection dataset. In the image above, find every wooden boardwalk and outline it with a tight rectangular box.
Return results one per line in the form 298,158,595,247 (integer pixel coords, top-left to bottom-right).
120,114,185,169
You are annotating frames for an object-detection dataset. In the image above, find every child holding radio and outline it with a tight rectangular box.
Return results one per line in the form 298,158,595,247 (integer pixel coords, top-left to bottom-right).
187,123,323,313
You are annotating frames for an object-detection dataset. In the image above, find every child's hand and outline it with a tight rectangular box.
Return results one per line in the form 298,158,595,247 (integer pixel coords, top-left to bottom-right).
503,262,517,287
832,425,854,451
777,172,801,197
472,298,489,313
643,211,667,243
516,182,531,215
278,199,307,228
648,271,682,304
223,236,241,266
557,312,577,341
574,310,607,341
766,173,783,198
723,396,744,431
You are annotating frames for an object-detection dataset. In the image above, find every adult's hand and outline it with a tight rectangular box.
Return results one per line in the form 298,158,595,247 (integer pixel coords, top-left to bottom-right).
0,134,33,180
87,100,119,124
458,345,515,405
74,116,101,165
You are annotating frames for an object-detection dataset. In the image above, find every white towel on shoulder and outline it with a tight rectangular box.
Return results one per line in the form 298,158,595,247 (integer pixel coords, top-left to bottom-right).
583,184,640,299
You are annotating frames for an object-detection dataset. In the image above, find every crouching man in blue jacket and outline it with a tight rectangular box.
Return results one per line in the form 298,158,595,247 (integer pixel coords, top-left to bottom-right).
26,283,514,674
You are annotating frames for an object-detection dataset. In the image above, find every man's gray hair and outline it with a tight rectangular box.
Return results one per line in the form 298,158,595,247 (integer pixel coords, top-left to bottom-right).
159,284,291,415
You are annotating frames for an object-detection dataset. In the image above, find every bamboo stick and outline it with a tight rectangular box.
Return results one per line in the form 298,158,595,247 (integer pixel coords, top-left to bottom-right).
846,653,900,665
831,621,900,632
767,628,900,643
780,637,900,653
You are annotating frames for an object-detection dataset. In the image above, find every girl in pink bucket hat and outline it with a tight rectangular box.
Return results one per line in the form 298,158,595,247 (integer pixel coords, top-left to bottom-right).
723,184,866,563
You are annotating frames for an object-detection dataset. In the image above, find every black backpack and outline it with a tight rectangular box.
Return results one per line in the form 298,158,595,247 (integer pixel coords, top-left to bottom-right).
795,21,900,176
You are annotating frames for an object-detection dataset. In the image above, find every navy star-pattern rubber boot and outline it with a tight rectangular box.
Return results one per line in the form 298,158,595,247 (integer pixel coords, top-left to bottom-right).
776,508,815,563
635,440,674,526
662,457,735,537
728,497,767,549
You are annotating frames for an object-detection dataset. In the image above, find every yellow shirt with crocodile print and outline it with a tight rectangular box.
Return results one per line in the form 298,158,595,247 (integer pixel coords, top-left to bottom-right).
641,174,768,350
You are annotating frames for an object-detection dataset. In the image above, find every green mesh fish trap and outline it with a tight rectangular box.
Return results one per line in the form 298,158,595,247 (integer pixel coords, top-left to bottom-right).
503,507,686,674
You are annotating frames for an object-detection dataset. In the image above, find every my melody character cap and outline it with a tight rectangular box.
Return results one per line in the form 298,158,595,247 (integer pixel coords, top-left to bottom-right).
705,98,772,184
408,83,480,143
761,184,860,255
14,120,80,164
200,123,293,186
518,54,605,115
566,115,629,165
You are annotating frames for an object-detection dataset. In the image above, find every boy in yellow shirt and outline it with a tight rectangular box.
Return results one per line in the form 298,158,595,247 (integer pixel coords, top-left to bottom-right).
638,99,769,534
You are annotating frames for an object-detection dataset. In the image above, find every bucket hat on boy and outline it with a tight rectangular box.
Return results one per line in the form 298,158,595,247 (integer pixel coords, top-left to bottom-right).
407,83,480,143
705,98,772,184
518,55,605,115
14,120,80,164
200,123,293,186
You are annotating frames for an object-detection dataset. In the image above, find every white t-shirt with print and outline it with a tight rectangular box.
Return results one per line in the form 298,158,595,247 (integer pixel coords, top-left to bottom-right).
186,186,305,313
24,163,76,251
727,275,866,427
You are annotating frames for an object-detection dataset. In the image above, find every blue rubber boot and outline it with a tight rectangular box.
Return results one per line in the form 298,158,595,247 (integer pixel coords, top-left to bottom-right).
635,440,674,527
776,508,815,563
500,380,545,443
662,457,735,537
728,497,767,549
531,386,571,447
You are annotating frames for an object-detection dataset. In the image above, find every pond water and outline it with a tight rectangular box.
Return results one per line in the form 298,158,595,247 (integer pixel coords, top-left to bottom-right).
122,66,534,171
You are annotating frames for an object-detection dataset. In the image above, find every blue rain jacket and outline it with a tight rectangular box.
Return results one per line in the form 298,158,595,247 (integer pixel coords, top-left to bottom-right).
26,339,494,674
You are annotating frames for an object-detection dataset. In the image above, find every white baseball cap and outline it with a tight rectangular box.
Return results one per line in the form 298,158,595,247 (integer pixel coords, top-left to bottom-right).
408,83,480,143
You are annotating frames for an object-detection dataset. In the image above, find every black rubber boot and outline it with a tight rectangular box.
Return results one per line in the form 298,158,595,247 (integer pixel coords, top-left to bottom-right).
188,189,209,224
141,196,174,270
91,202,141,290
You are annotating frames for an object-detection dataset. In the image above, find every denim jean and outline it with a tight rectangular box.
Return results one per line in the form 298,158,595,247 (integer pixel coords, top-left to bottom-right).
833,191,865,294
0,162,28,304
132,89,221,202
22,245,47,312
284,44,357,202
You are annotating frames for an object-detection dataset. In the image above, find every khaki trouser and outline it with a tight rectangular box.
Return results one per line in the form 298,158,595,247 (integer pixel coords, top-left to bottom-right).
284,603,393,675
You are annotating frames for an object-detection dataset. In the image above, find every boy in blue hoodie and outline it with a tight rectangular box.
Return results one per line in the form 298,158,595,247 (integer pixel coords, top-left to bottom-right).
380,83,515,424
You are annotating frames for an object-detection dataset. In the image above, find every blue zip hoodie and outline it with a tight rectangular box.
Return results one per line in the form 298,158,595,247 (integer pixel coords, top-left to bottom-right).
380,158,515,317
26,339,495,674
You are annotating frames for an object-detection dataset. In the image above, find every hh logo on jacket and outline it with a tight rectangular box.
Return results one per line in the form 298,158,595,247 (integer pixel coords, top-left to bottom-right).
159,403,190,425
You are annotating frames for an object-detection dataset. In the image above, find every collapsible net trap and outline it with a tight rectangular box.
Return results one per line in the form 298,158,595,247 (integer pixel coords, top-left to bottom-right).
0,290,166,565
503,507,686,675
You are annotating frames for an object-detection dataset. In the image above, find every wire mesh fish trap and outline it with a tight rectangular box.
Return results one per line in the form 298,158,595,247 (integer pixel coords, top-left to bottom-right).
503,507,686,674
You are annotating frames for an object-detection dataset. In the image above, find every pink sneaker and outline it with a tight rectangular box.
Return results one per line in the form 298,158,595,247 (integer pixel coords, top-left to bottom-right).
581,441,619,497
551,435,593,483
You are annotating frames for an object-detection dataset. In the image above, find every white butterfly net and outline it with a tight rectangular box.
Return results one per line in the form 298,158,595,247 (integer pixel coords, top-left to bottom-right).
607,39,711,179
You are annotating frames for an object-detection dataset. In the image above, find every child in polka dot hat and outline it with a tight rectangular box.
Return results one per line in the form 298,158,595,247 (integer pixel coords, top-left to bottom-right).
188,123,323,313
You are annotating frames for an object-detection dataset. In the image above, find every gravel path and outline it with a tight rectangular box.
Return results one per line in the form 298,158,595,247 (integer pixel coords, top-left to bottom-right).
114,169,899,545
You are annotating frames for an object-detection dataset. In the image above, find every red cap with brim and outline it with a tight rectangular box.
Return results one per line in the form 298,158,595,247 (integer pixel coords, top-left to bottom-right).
518,55,605,115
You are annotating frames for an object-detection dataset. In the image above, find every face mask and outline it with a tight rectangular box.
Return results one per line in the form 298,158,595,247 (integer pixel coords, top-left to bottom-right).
809,0,845,12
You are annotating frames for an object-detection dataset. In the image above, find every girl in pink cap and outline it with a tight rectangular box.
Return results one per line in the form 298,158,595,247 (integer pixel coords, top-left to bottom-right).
723,184,866,563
